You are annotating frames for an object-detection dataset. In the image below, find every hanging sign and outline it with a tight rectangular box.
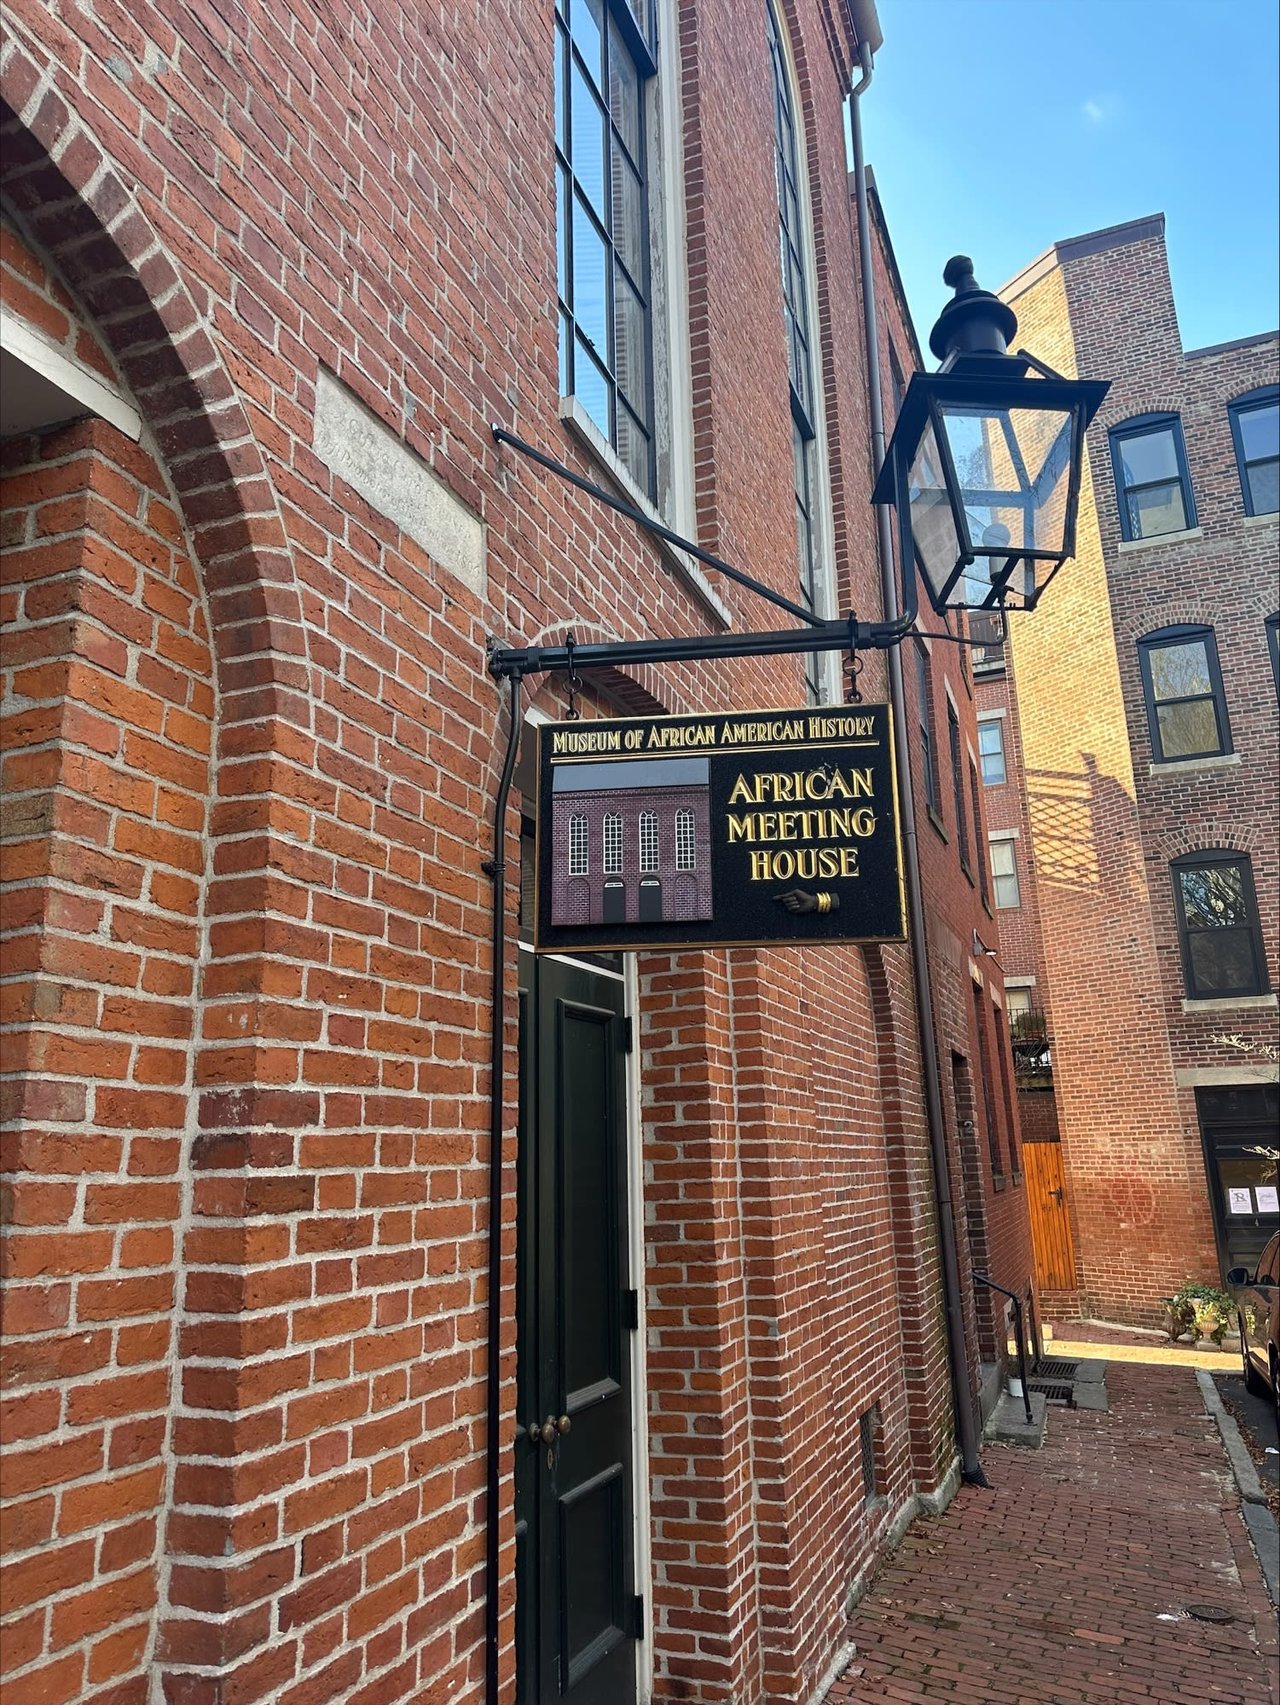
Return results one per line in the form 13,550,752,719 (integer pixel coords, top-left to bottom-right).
534,704,906,952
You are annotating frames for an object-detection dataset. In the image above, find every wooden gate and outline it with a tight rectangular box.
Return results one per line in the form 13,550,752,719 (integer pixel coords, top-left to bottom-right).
1023,1142,1077,1293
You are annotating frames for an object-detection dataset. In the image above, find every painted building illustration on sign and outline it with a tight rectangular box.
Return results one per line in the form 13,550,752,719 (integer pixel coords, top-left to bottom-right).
550,758,713,926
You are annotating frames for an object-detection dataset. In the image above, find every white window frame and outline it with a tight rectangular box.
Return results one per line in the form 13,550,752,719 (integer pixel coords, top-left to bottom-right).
638,810,659,873
989,835,1020,909
674,808,695,870
603,811,624,874
569,813,590,876
765,1,838,703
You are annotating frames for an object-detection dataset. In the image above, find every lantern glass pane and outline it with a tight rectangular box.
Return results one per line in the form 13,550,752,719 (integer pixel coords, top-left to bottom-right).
908,419,963,596
939,401,1074,559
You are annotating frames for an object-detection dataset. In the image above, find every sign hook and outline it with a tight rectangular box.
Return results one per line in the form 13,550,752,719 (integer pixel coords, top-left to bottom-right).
843,614,864,705
563,630,582,720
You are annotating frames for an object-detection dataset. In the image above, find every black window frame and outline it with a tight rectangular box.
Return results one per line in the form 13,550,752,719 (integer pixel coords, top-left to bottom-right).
1172,850,1268,1001
1268,613,1279,700
973,984,1003,1177
1137,623,1232,762
1228,386,1279,517
555,0,659,496
947,702,970,877
915,640,941,818
969,759,989,910
1109,412,1196,542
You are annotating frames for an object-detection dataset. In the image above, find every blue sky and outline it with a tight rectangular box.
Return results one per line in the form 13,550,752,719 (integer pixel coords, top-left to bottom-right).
858,0,1280,355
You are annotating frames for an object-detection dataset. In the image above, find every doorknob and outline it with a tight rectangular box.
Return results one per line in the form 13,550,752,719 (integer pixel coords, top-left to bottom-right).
1051,1187,1064,1205
531,1414,571,1446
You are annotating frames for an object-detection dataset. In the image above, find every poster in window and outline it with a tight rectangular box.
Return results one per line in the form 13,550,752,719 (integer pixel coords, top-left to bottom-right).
534,705,906,951
1227,1186,1254,1215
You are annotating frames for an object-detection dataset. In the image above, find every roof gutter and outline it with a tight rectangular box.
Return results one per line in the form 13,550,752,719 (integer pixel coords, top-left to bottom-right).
846,32,987,1488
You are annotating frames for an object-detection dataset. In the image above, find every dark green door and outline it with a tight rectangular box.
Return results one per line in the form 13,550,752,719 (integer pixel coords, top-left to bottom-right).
516,951,639,1705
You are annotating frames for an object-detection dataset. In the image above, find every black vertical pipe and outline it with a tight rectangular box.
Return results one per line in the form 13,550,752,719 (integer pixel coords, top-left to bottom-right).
484,672,522,1705
847,48,986,1486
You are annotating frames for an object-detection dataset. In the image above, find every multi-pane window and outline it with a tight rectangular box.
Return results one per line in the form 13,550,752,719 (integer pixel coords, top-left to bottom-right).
674,808,695,870
602,811,623,874
1228,388,1279,516
555,0,657,493
990,837,1020,909
978,716,1006,785
948,705,969,874
994,997,1020,1176
1004,986,1033,1028
1109,414,1196,541
916,643,941,815
766,1,823,702
973,988,1003,1175
888,346,906,422
569,813,589,875
1138,625,1231,761
1173,853,1268,999
638,809,659,872
969,763,989,909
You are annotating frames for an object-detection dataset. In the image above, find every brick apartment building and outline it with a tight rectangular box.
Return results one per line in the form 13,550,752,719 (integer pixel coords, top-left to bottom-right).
0,3,1034,1703
975,214,1279,1323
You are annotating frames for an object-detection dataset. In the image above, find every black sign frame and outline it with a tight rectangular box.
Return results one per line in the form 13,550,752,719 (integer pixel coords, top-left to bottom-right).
533,704,907,953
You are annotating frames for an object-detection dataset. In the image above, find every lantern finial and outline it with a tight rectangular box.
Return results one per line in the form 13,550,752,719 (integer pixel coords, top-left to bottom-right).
929,258,1018,364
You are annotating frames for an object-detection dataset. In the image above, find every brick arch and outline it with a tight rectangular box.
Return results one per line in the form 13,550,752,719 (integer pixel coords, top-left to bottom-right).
1098,398,1187,431
1125,610,1220,639
0,38,307,728
1153,827,1267,862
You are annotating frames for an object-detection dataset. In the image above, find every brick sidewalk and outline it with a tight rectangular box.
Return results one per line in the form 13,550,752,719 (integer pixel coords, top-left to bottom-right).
830,1364,1279,1705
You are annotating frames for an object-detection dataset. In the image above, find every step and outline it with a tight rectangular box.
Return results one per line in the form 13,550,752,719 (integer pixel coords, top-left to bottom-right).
985,1389,1049,1449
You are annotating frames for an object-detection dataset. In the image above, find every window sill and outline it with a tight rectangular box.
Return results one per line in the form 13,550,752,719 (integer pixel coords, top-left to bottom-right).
558,397,732,629
1011,1170,1023,1188
1149,753,1240,777
992,1172,1008,1193
1116,526,1203,554
927,806,948,842
1244,510,1279,529
1181,993,1277,1014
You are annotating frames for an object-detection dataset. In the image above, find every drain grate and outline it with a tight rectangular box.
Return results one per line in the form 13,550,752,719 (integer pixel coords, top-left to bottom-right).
1026,1377,1075,1403
1185,1603,1234,1624
1034,1357,1080,1380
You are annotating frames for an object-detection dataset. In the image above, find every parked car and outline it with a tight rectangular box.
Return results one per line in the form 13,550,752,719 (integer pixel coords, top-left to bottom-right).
1227,1232,1280,1414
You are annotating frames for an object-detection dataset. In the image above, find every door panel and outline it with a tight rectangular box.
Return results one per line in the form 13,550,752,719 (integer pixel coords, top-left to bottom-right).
1023,1141,1077,1292
517,952,637,1705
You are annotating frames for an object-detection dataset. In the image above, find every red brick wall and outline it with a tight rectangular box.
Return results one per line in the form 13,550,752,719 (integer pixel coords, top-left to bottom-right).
2,246,214,1702
0,5,1015,1703
998,223,1279,1321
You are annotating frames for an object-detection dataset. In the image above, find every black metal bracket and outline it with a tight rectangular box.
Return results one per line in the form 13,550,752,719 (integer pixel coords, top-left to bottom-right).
492,424,825,628
489,423,919,683
487,611,914,682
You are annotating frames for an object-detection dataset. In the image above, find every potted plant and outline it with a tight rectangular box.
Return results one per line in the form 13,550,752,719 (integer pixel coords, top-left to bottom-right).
1169,1281,1237,1350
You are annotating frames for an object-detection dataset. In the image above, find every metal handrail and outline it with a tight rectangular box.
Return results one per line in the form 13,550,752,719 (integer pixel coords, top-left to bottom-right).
973,1271,1034,1425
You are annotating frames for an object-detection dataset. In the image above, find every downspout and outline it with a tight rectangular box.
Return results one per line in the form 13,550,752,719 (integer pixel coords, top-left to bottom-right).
847,36,987,1485
484,671,523,1705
